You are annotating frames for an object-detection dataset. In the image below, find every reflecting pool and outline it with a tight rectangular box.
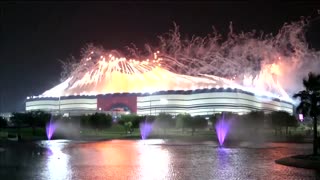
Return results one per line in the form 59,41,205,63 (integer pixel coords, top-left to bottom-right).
0,140,319,179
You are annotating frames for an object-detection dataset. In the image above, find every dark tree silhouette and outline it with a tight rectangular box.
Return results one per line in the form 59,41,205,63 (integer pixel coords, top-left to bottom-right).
268,111,297,136
80,115,91,128
155,112,174,134
175,113,192,132
0,116,7,131
89,113,113,130
244,111,265,134
186,115,208,136
118,114,144,134
118,114,145,129
293,72,320,155
10,112,27,140
10,111,51,136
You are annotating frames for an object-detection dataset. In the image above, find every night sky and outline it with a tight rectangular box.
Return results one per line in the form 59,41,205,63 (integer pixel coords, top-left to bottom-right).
0,1,320,112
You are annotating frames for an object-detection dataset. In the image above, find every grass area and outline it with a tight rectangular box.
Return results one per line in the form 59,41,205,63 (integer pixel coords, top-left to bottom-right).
0,127,47,140
0,130,8,139
276,155,320,170
0,126,314,142
80,125,141,139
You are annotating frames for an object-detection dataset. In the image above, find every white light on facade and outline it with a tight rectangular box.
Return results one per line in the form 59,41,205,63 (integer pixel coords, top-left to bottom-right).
160,98,168,105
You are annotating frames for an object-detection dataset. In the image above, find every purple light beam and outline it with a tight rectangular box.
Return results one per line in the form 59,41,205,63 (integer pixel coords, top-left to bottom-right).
46,117,56,140
215,115,230,146
140,121,153,140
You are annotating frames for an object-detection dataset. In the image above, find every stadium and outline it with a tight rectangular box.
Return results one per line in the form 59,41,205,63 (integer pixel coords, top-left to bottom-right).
26,88,293,117
25,51,293,116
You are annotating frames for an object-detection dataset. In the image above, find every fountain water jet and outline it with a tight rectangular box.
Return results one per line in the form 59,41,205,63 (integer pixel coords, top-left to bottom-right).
215,114,230,146
46,116,56,140
139,121,153,140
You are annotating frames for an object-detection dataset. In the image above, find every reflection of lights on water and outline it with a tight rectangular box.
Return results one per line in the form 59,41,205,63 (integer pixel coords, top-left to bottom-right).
42,140,71,180
216,147,231,168
136,140,170,180
137,139,166,145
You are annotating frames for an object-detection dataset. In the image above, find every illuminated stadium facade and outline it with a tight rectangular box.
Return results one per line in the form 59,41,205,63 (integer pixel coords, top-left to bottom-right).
25,49,296,116
24,17,320,117
26,88,293,116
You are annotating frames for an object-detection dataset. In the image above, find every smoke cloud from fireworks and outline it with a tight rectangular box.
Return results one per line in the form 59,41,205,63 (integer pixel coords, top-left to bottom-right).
151,18,320,98
42,17,320,102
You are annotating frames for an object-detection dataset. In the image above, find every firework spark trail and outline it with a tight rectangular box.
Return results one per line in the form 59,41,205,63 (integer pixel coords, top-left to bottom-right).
154,18,320,97
48,51,221,96
42,17,320,102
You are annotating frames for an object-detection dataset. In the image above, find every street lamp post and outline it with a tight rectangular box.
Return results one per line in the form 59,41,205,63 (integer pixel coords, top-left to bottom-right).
149,96,152,116
58,96,61,115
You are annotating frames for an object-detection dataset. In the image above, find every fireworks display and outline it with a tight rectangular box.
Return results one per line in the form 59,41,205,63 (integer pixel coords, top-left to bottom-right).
43,50,228,97
41,17,320,103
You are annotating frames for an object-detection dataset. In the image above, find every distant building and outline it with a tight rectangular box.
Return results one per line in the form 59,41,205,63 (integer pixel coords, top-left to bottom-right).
26,88,293,117
0,112,12,120
26,51,294,117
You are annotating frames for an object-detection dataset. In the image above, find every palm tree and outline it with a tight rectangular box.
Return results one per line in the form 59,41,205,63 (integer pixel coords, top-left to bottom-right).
293,72,320,156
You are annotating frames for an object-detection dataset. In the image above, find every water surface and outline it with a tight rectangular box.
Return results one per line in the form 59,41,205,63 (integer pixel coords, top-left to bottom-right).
0,140,319,180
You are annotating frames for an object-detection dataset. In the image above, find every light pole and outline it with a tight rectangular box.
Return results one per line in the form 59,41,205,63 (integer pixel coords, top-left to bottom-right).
149,96,151,116
58,96,61,115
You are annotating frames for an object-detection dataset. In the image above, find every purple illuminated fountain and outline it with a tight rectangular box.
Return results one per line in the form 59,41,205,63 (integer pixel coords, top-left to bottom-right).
215,115,230,146
46,116,56,140
298,114,304,122
139,121,153,140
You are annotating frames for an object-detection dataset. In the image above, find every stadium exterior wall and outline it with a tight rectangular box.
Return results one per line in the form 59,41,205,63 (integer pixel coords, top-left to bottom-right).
25,96,97,116
25,88,293,116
